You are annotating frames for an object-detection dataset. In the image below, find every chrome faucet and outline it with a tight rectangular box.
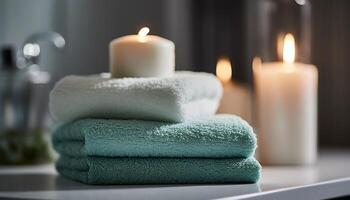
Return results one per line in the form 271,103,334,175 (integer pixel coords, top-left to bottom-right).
0,31,65,132
0,31,65,164
20,32,65,67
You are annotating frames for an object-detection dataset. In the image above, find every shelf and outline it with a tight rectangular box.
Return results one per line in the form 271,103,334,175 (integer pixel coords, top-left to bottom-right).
0,150,349,200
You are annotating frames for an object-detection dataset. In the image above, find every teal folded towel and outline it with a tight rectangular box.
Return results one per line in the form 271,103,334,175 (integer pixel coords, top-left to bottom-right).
56,156,261,184
52,115,257,158
53,114,261,184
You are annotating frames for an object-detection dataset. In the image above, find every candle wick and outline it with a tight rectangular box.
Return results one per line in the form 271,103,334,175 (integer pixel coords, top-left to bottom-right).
138,27,150,42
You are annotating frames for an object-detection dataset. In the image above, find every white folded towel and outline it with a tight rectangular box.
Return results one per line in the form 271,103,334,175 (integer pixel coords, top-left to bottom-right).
49,71,223,122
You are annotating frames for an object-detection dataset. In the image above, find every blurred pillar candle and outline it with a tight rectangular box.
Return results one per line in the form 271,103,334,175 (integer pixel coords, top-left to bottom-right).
216,57,252,124
109,27,175,78
253,34,318,165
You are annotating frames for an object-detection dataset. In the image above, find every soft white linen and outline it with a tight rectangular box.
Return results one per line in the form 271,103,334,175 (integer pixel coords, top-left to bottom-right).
49,71,223,122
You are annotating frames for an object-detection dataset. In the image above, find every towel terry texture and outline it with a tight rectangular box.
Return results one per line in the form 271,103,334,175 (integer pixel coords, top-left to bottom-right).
49,71,223,123
52,115,257,158
52,115,261,184
50,71,261,185
56,156,261,185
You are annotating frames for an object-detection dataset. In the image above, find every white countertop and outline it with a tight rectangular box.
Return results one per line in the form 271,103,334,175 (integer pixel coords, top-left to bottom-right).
0,150,349,200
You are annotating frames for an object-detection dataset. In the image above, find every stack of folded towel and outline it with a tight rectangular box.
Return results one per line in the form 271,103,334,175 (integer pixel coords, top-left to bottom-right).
50,71,261,185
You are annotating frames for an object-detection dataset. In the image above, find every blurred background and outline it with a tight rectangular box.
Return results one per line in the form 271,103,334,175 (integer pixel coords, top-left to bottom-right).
0,0,349,164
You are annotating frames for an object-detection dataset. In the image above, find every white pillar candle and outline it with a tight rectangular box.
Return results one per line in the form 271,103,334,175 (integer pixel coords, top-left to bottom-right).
109,27,175,78
253,34,318,165
216,57,252,124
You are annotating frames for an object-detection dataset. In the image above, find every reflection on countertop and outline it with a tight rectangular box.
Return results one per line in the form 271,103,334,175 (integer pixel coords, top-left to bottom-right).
0,150,349,200
0,165,260,200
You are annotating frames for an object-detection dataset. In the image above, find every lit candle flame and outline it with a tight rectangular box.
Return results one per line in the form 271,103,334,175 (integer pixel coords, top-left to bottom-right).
216,57,232,83
138,27,150,42
283,33,295,63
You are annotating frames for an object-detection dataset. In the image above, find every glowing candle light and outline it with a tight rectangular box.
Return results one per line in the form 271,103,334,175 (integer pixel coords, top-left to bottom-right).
217,57,252,123
110,27,175,78
283,33,296,64
253,33,318,165
138,27,150,42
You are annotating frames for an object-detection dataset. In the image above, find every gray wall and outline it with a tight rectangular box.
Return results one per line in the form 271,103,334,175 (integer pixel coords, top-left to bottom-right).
0,0,54,46
312,0,350,147
0,0,56,72
0,4,4,44
0,0,193,81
